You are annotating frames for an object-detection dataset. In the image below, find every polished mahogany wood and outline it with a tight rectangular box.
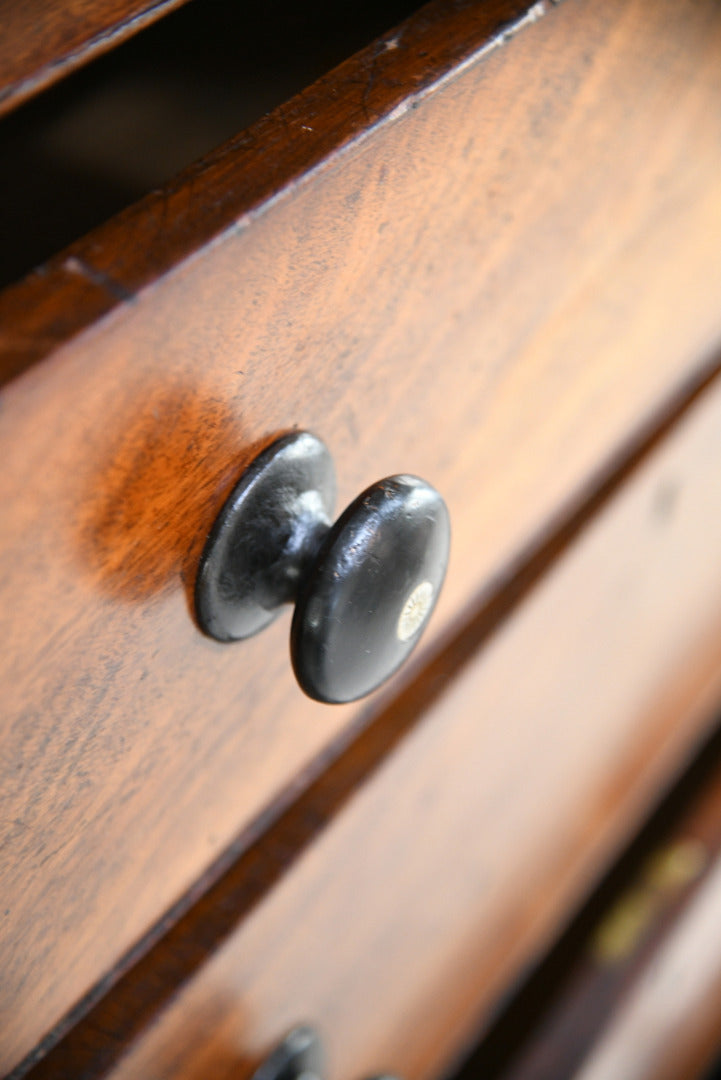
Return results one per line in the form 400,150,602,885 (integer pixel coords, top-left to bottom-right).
0,0,189,117
3,0,721,1072
0,0,542,384
25,364,721,1080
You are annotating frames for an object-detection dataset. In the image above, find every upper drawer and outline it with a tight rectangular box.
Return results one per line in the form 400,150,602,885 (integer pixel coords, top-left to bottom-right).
3,0,721,1073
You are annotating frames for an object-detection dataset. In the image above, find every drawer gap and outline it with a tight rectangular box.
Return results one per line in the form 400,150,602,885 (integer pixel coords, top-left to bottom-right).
0,0,422,293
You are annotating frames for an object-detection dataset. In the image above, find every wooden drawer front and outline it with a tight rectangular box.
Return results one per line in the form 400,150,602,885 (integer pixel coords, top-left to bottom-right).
3,0,721,1071
48,363,721,1080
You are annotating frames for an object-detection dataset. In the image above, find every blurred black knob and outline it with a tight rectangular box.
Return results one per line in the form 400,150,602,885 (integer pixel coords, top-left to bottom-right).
249,1026,401,1080
195,431,450,703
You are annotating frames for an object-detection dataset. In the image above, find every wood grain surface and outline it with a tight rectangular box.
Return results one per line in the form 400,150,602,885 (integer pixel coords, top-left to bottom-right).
0,0,422,292
0,0,543,385
25,356,721,1080
0,0,188,117
3,0,721,1072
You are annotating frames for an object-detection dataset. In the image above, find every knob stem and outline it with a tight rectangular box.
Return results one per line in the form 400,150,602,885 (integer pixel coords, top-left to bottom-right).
195,432,336,641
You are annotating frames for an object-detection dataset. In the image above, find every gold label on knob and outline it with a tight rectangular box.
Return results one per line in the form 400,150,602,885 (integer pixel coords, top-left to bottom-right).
397,581,434,642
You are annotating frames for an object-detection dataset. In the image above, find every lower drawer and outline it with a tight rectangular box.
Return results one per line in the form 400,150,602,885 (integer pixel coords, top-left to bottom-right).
29,367,721,1080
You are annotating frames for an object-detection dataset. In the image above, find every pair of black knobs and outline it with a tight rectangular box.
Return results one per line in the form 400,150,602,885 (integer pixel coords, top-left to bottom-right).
195,431,450,704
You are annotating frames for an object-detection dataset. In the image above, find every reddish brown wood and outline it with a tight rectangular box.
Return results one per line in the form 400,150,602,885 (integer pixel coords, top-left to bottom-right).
0,0,543,385
0,0,189,117
3,0,721,1073
22,364,721,1080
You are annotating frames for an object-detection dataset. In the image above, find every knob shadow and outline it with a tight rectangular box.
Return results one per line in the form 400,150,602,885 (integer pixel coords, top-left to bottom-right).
77,378,286,623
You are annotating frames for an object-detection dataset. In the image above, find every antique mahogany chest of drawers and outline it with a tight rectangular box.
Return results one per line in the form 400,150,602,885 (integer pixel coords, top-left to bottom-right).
3,1,721,1078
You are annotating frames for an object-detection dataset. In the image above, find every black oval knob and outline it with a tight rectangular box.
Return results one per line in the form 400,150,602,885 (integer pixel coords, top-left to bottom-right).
195,432,450,703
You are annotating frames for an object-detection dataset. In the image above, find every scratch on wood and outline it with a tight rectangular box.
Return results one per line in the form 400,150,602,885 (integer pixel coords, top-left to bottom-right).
63,256,134,304
361,51,380,122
